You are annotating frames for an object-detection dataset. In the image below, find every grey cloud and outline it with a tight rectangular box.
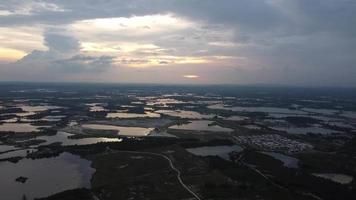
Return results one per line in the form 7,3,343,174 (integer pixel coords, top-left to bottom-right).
44,32,80,53
52,55,114,73
119,58,149,65
1,0,355,37
16,30,114,74
18,30,80,63
0,0,355,86
159,61,170,65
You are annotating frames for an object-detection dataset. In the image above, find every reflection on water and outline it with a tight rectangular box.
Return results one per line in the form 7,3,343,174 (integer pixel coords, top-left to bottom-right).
19,105,62,112
225,115,248,121
0,152,94,200
86,103,107,112
90,106,106,112
261,151,299,168
0,117,18,123
302,108,340,115
146,98,186,107
82,124,154,136
208,104,306,114
243,125,261,130
106,111,160,119
186,145,242,160
0,123,46,132
268,113,309,118
170,120,233,132
36,131,122,146
0,144,18,152
155,110,215,119
312,173,353,184
40,115,66,122
1,105,64,118
271,125,341,135
341,111,356,119
0,149,35,159
13,112,36,117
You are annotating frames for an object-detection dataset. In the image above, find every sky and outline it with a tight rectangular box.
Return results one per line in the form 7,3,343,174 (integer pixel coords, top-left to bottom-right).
0,0,355,86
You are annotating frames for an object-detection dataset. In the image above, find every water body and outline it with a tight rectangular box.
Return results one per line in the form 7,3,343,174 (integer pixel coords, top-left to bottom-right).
261,152,299,168
148,130,177,138
0,149,36,159
272,125,341,135
268,113,310,118
312,173,353,184
89,106,107,112
0,152,95,200
208,104,305,114
106,111,160,119
156,110,215,119
170,120,233,132
0,123,45,132
341,111,356,119
186,145,243,160
19,105,62,112
82,124,154,136
225,115,248,121
328,121,355,129
13,112,36,117
302,108,340,115
40,115,66,122
36,131,122,146
243,125,261,130
4,105,64,118
0,117,18,123
146,98,186,107
86,103,107,112
0,144,18,153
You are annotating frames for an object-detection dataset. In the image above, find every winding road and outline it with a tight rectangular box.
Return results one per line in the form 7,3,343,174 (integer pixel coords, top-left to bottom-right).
115,150,202,200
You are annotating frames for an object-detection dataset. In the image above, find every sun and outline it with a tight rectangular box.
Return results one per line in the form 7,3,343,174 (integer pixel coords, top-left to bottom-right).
183,75,199,79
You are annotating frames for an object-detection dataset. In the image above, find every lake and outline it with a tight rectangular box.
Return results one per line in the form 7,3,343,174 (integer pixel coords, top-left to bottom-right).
0,152,94,200
106,111,160,119
208,104,306,114
169,120,233,132
36,131,122,146
0,123,46,133
271,125,341,135
82,124,154,136
312,173,353,184
156,110,215,119
261,151,299,168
